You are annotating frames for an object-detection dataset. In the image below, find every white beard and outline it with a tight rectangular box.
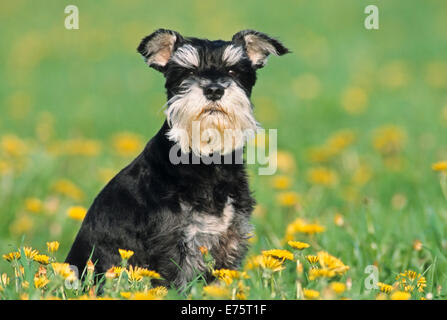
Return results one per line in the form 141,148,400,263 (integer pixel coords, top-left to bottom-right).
165,80,259,156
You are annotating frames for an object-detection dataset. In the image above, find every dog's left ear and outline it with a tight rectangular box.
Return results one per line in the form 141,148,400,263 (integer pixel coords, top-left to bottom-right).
137,29,183,72
232,30,290,69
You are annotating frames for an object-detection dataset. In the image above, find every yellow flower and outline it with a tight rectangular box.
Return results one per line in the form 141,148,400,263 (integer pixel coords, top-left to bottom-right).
373,125,407,156
341,86,368,114
113,266,125,276
284,218,326,241
330,282,346,294
53,179,84,201
212,269,249,285
67,206,87,221
33,254,50,265
34,276,49,289
317,251,350,274
118,249,134,260
275,150,296,173
203,284,230,299
303,288,320,300
259,255,285,273
307,167,338,186
432,161,447,172
120,292,131,299
2,251,21,262
24,198,43,213
132,291,160,300
127,265,143,282
288,241,310,250
51,263,76,280
306,255,320,265
396,270,426,292
378,282,393,294
148,286,168,298
1,134,28,157
271,175,292,190
391,291,411,300
23,246,39,259
276,191,300,207
308,268,335,280
262,249,294,261
112,132,143,157
46,241,60,253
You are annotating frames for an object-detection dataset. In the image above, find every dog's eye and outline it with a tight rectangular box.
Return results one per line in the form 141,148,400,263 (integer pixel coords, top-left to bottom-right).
189,70,195,76
228,69,236,76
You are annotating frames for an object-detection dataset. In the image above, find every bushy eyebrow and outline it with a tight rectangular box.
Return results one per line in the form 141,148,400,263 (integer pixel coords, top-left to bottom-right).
222,45,244,66
171,44,200,68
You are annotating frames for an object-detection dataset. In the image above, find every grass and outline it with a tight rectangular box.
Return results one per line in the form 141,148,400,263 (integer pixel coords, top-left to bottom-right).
1,0,447,300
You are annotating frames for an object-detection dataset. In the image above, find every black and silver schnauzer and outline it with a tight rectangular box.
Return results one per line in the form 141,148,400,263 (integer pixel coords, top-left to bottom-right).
66,29,289,289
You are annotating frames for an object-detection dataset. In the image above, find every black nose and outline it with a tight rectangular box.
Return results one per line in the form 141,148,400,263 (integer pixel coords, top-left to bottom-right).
204,85,224,101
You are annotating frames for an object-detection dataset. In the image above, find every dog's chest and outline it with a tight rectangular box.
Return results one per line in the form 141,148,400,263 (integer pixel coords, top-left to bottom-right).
177,198,240,285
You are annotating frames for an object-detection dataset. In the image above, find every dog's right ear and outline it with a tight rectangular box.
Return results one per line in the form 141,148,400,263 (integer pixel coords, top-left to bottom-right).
137,29,183,72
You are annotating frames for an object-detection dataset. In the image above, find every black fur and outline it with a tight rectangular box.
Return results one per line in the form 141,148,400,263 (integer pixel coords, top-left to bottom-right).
65,29,289,289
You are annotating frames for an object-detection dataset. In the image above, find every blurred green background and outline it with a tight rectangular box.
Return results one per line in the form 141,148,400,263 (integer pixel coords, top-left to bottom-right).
1,0,447,298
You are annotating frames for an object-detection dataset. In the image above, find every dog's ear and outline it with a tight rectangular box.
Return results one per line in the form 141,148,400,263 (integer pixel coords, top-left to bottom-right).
137,29,183,71
232,30,290,69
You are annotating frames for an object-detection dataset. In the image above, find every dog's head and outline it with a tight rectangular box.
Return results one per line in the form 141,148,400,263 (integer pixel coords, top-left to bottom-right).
137,29,289,156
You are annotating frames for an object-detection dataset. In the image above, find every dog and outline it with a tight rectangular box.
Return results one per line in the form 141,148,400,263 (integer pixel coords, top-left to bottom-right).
65,29,289,290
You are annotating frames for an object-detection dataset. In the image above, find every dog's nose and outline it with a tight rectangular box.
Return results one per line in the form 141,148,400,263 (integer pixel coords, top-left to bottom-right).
204,85,224,101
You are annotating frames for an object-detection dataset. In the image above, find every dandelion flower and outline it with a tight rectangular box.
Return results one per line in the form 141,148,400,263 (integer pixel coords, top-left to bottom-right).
307,167,338,186
33,254,50,265
203,285,230,299
148,286,168,298
46,241,60,253
112,132,143,157
127,265,143,282
391,291,411,300
212,269,249,285
308,268,335,280
377,282,393,294
259,255,285,273
303,288,320,300
306,255,320,264
317,251,350,274
120,292,131,299
262,249,294,261
52,263,76,280
330,282,346,294
432,161,447,172
118,249,134,260
24,198,43,214
288,241,310,250
276,191,300,207
2,251,21,262
372,125,407,156
34,276,49,289
284,218,326,241
271,175,292,190
67,206,87,221
53,179,84,201
23,246,39,259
